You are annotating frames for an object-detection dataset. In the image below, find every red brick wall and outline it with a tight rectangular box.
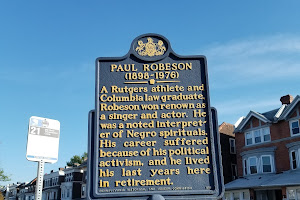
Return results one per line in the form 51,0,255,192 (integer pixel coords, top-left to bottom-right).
235,132,245,176
245,122,251,130
236,119,300,176
270,121,290,140
291,111,297,118
252,118,259,128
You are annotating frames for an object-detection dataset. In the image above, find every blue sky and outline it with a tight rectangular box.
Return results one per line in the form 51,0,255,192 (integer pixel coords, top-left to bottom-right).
1,1,300,184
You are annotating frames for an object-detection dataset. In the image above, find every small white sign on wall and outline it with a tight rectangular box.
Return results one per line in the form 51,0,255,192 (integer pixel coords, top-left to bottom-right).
26,116,60,163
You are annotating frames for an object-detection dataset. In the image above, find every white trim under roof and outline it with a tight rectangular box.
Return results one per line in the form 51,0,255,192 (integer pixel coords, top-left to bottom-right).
279,95,300,121
274,104,286,121
235,111,271,132
234,116,245,128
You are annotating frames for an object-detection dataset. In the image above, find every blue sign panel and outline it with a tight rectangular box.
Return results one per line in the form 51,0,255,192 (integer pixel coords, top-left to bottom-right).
87,34,224,200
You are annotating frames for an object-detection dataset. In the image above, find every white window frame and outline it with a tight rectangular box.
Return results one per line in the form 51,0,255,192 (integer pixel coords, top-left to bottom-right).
245,131,253,145
243,159,248,176
254,129,262,143
244,155,274,175
81,185,86,197
245,127,271,146
248,156,258,174
290,119,300,136
261,155,273,173
223,190,250,200
229,138,236,154
262,127,271,142
231,163,237,180
287,187,300,200
290,149,300,170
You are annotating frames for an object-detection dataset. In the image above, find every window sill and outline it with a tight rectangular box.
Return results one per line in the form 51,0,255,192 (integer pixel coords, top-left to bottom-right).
243,141,272,149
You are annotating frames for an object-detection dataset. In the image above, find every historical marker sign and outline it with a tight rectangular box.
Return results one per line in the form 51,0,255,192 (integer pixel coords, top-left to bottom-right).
26,116,60,163
88,34,224,200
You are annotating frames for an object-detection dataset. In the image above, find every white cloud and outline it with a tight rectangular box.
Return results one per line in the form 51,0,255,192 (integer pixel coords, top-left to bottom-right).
214,98,280,114
199,34,300,89
201,34,300,124
204,34,300,58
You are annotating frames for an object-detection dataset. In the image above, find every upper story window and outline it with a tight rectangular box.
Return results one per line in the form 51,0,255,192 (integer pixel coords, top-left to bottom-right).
290,120,300,136
243,155,274,176
229,138,236,154
44,179,50,187
245,127,270,146
65,173,73,182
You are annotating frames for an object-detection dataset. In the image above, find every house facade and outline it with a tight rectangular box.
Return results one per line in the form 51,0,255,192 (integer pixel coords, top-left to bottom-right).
43,168,65,200
60,165,83,200
24,178,36,200
79,161,87,199
6,183,21,200
219,122,237,184
225,95,300,200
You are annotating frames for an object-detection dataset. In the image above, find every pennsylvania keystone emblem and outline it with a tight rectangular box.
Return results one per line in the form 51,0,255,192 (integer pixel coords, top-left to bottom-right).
135,37,166,57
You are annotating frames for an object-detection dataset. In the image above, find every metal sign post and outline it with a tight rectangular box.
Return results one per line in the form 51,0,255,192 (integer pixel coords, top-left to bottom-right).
26,116,60,200
35,160,45,200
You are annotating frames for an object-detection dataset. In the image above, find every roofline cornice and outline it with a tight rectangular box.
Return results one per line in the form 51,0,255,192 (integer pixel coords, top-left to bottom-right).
235,111,271,132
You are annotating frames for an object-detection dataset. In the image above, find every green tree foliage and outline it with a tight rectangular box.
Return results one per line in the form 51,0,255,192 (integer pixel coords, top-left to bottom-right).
66,152,87,166
82,152,88,160
0,169,10,182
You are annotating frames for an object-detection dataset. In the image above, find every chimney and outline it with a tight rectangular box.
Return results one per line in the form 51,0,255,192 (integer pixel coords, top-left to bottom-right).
280,94,294,105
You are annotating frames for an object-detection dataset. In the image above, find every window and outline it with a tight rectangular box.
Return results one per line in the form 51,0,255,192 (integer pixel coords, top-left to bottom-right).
261,156,272,173
246,132,253,145
82,185,86,197
223,193,230,200
291,150,298,169
244,155,274,175
254,130,261,143
229,138,236,154
290,120,300,135
245,127,270,146
288,188,300,200
249,157,257,174
231,164,237,180
233,192,239,200
243,191,250,199
262,128,270,141
244,159,247,175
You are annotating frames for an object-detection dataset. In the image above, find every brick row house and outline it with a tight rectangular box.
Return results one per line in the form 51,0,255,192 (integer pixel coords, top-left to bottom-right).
224,95,300,200
1,162,87,200
18,178,36,200
43,161,87,200
219,122,237,184
43,168,65,200
60,163,85,200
